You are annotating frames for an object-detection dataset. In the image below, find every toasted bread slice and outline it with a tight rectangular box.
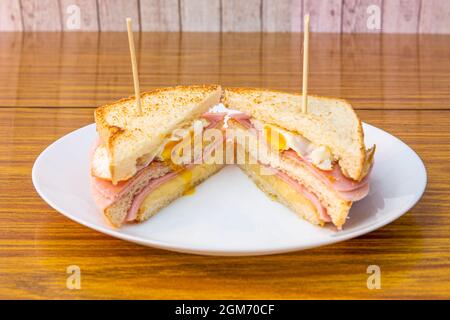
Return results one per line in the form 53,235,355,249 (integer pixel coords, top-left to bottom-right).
239,161,324,227
95,85,222,184
228,120,352,229
222,87,368,181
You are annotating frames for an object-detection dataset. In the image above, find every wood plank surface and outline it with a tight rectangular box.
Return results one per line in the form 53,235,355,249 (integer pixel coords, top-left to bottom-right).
303,0,342,32
382,0,421,34
0,107,449,299
97,0,140,31
21,0,62,31
140,0,180,31
342,0,382,33
419,0,450,34
0,0,22,31
180,0,221,32
60,0,99,31
0,0,450,33
0,32,449,298
221,0,262,32
262,0,302,32
0,33,22,107
1,32,449,109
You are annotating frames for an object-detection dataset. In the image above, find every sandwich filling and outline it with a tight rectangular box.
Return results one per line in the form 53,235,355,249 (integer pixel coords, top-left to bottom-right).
92,118,210,181
91,115,225,225
223,111,372,200
212,106,373,227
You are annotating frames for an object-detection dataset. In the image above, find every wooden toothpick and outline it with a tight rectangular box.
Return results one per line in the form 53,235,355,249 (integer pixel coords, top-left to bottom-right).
302,14,310,114
126,17,142,115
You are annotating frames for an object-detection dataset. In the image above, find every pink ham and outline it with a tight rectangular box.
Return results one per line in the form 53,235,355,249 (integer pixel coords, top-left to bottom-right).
321,162,371,192
126,168,192,221
90,162,168,210
338,183,370,202
202,112,252,129
229,113,251,120
201,112,227,129
201,112,227,121
283,150,371,201
232,118,253,129
89,138,166,208
275,169,331,222
228,113,253,129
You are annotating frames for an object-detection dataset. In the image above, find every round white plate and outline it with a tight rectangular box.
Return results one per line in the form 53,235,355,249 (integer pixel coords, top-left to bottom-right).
32,123,427,256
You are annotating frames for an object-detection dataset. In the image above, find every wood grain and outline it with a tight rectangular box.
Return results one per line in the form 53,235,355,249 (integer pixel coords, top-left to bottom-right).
0,33,22,107
382,0,421,34
1,32,450,109
342,0,382,33
222,0,261,32
0,0,22,31
58,33,100,107
381,34,421,108
180,0,221,32
340,33,383,108
60,0,99,31
419,0,450,34
0,106,449,299
140,0,180,31
21,0,62,31
0,32,450,299
303,0,342,32
0,0,450,33
97,0,140,31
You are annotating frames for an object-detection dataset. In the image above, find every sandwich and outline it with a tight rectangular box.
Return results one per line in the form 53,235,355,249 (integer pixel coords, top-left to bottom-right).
222,88,375,229
90,85,225,227
90,85,374,231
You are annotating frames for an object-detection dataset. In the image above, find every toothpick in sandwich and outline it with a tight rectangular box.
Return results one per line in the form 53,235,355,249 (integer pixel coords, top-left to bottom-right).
126,17,142,115
302,14,310,114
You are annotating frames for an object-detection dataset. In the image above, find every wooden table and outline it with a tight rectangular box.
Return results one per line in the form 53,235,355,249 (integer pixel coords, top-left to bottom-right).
0,32,449,299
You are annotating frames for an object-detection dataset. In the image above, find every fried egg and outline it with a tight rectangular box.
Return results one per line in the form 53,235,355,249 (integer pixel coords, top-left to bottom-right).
260,122,333,171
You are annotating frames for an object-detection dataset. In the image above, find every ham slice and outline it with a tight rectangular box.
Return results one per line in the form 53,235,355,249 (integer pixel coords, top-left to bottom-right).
90,162,169,210
274,169,331,222
201,112,227,129
202,111,252,129
229,113,251,120
232,117,253,129
338,183,370,202
201,112,227,121
283,150,371,201
125,167,193,221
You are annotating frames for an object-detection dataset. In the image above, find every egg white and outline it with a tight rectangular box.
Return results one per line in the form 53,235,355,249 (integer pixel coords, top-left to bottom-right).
256,121,333,171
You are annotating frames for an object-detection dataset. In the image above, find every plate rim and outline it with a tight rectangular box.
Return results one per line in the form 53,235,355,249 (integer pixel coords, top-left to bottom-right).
31,122,428,256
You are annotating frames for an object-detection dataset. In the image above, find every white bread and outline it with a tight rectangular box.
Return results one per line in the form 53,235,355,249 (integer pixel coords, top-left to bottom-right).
229,122,351,228
102,134,225,227
239,161,324,227
222,87,369,181
95,85,221,184
135,163,223,223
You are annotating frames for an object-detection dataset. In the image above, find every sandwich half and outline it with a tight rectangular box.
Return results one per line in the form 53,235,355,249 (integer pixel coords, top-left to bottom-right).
91,85,225,227
222,88,375,229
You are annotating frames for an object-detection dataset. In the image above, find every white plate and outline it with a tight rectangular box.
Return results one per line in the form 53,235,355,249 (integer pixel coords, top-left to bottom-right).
32,123,427,256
